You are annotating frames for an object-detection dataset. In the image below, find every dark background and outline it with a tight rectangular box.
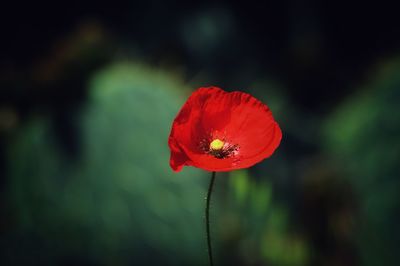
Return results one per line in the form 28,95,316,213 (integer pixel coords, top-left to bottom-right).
1,1,399,265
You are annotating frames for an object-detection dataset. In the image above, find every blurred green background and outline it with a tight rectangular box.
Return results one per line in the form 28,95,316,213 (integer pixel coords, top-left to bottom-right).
1,1,399,266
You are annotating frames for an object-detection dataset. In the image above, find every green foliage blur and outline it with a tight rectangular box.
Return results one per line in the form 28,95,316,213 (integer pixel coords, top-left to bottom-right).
3,56,400,265
324,60,400,266
4,63,207,265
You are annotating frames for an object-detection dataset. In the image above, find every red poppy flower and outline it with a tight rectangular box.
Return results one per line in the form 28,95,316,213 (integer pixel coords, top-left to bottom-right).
168,86,282,172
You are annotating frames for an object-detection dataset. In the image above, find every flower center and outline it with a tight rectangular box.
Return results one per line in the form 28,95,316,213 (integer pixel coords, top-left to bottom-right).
199,136,239,159
209,139,224,150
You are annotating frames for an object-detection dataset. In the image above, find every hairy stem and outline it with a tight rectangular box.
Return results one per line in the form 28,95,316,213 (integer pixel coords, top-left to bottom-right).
205,171,216,266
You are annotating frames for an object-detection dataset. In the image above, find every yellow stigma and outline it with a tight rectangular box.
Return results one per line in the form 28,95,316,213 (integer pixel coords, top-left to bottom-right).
210,139,224,150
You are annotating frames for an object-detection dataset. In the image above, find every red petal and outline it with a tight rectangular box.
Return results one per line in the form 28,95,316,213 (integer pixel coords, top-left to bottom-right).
168,86,282,172
168,133,189,172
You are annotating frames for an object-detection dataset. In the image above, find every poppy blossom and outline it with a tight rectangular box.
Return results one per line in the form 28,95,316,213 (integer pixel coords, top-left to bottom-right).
168,86,282,172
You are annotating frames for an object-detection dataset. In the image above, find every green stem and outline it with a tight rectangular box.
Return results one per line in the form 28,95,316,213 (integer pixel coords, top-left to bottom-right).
205,171,216,266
